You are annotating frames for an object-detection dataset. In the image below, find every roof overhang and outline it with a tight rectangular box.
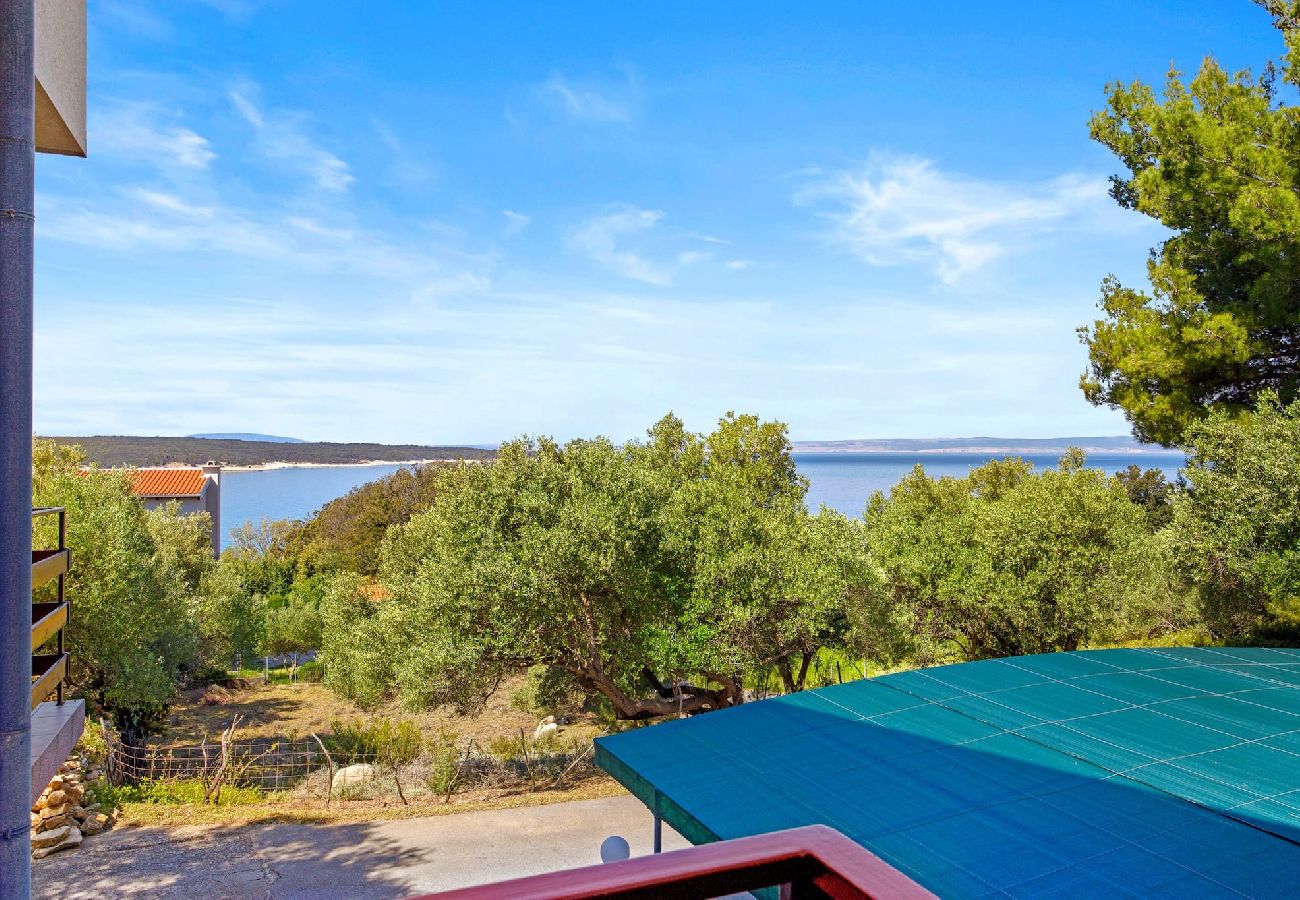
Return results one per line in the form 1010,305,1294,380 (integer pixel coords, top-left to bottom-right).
35,0,86,157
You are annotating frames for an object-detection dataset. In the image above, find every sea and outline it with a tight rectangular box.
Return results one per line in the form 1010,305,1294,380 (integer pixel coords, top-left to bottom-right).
217,451,1187,550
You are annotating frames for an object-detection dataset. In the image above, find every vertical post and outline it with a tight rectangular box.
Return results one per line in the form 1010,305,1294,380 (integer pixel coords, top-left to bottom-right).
56,510,63,705
652,792,662,854
0,2,35,896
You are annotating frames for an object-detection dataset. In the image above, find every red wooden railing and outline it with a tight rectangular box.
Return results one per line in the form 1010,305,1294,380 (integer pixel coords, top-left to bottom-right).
417,824,934,900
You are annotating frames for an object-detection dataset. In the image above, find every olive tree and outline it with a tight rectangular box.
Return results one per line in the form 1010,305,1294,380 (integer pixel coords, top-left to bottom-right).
854,453,1157,665
325,413,863,719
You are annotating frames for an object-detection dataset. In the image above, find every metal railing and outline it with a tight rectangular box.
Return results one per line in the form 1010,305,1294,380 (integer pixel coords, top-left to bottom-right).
31,506,70,708
420,824,934,900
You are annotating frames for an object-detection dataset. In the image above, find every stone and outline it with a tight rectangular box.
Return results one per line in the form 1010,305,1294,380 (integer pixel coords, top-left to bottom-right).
81,813,109,836
71,806,87,822
31,824,72,849
30,813,39,829
331,763,376,790
40,803,69,820
31,826,81,859
63,784,84,804
36,813,69,832
46,789,67,807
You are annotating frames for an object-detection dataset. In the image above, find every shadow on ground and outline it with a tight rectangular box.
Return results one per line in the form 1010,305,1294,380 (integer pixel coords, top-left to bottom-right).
31,794,678,899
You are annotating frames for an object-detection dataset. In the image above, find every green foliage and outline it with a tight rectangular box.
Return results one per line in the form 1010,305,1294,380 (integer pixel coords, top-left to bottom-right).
323,413,866,721
1113,465,1176,531
113,778,263,806
290,464,446,576
1081,3,1300,444
223,518,299,600
855,453,1162,664
145,502,215,593
424,730,462,802
194,559,265,669
1172,393,1300,638
323,718,423,766
510,665,584,717
32,441,198,725
260,578,324,676
319,574,396,708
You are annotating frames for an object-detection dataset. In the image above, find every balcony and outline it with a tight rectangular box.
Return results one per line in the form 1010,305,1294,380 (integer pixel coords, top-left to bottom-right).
421,824,932,900
29,507,83,803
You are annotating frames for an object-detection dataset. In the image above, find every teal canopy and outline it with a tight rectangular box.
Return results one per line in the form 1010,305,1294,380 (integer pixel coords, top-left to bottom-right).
595,647,1300,897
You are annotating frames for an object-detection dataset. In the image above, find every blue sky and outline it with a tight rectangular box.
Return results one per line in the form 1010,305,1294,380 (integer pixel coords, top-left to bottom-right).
33,0,1281,443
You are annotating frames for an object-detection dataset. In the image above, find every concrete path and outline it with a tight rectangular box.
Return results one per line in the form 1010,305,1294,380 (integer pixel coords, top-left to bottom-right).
31,796,689,899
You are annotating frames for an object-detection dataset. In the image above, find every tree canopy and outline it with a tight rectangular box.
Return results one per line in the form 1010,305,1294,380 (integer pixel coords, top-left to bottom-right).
854,453,1158,665
32,442,198,735
322,413,864,719
1173,392,1300,639
1080,0,1300,445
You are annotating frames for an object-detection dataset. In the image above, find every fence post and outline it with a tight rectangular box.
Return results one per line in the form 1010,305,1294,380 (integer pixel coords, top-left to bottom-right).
311,733,334,808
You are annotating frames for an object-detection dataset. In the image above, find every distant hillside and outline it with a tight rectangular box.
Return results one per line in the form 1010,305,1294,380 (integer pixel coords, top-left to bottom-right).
792,436,1166,454
45,436,495,468
188,432,306,443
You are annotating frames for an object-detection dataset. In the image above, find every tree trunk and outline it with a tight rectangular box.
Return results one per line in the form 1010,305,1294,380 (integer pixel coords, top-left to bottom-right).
573,664,743,721
794,651,815,692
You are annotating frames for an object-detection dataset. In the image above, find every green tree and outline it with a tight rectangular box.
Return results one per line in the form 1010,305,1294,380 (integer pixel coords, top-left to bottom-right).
145,501,214,593
1080,1,1300,445
324,413,863,720
261,577,325,680
31,442,197,741
193,559,264,670
1113,465,1176,531
290,464,445,575
319,574,394,708
854,453,1157,665
1172,393,1300,638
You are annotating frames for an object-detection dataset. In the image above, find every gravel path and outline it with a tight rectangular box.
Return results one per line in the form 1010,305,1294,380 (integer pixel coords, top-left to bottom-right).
31,795,688,899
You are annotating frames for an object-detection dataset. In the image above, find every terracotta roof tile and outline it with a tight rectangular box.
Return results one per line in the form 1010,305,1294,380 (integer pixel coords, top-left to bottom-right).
131,468,207,498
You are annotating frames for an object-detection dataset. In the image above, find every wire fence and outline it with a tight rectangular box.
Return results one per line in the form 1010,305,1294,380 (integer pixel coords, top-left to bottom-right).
100,722,597,805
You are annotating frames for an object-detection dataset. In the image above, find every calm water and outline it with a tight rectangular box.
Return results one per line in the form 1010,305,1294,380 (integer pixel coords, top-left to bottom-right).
218,452,1187,549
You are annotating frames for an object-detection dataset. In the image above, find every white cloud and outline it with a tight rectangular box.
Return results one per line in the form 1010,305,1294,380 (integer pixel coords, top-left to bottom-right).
568,208,733,285
799,154,1110,285
502,210,531,237
538,70,635,124
95,106,216,170
229,85,354,193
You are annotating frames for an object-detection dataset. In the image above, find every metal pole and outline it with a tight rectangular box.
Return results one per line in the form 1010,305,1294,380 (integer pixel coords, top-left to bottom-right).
0,0,34,895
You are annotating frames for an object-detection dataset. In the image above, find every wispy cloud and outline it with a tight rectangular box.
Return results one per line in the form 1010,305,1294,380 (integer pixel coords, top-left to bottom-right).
569,207,712,286
229,84,354,193
97,1,172,39
799,154,1109,285
94,105,216,170
537,68,637,124
502,210,531,237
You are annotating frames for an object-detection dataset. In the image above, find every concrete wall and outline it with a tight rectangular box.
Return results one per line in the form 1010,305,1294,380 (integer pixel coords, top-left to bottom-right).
34,0,85,156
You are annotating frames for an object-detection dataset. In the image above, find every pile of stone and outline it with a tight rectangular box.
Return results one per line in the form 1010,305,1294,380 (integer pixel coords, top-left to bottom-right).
30,756,115,859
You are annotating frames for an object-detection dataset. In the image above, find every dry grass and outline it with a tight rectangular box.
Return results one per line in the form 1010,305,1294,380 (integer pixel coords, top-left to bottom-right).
162,673,602,749
116,774,626,827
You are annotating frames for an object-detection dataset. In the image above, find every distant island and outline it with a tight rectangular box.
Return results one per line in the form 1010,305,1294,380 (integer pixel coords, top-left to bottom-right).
44,436,496,468
791,436,1168,454
43,433,1170,469
187,432,307,443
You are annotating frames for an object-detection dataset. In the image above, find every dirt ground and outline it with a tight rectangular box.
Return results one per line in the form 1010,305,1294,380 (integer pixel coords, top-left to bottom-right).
160,673,602,750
